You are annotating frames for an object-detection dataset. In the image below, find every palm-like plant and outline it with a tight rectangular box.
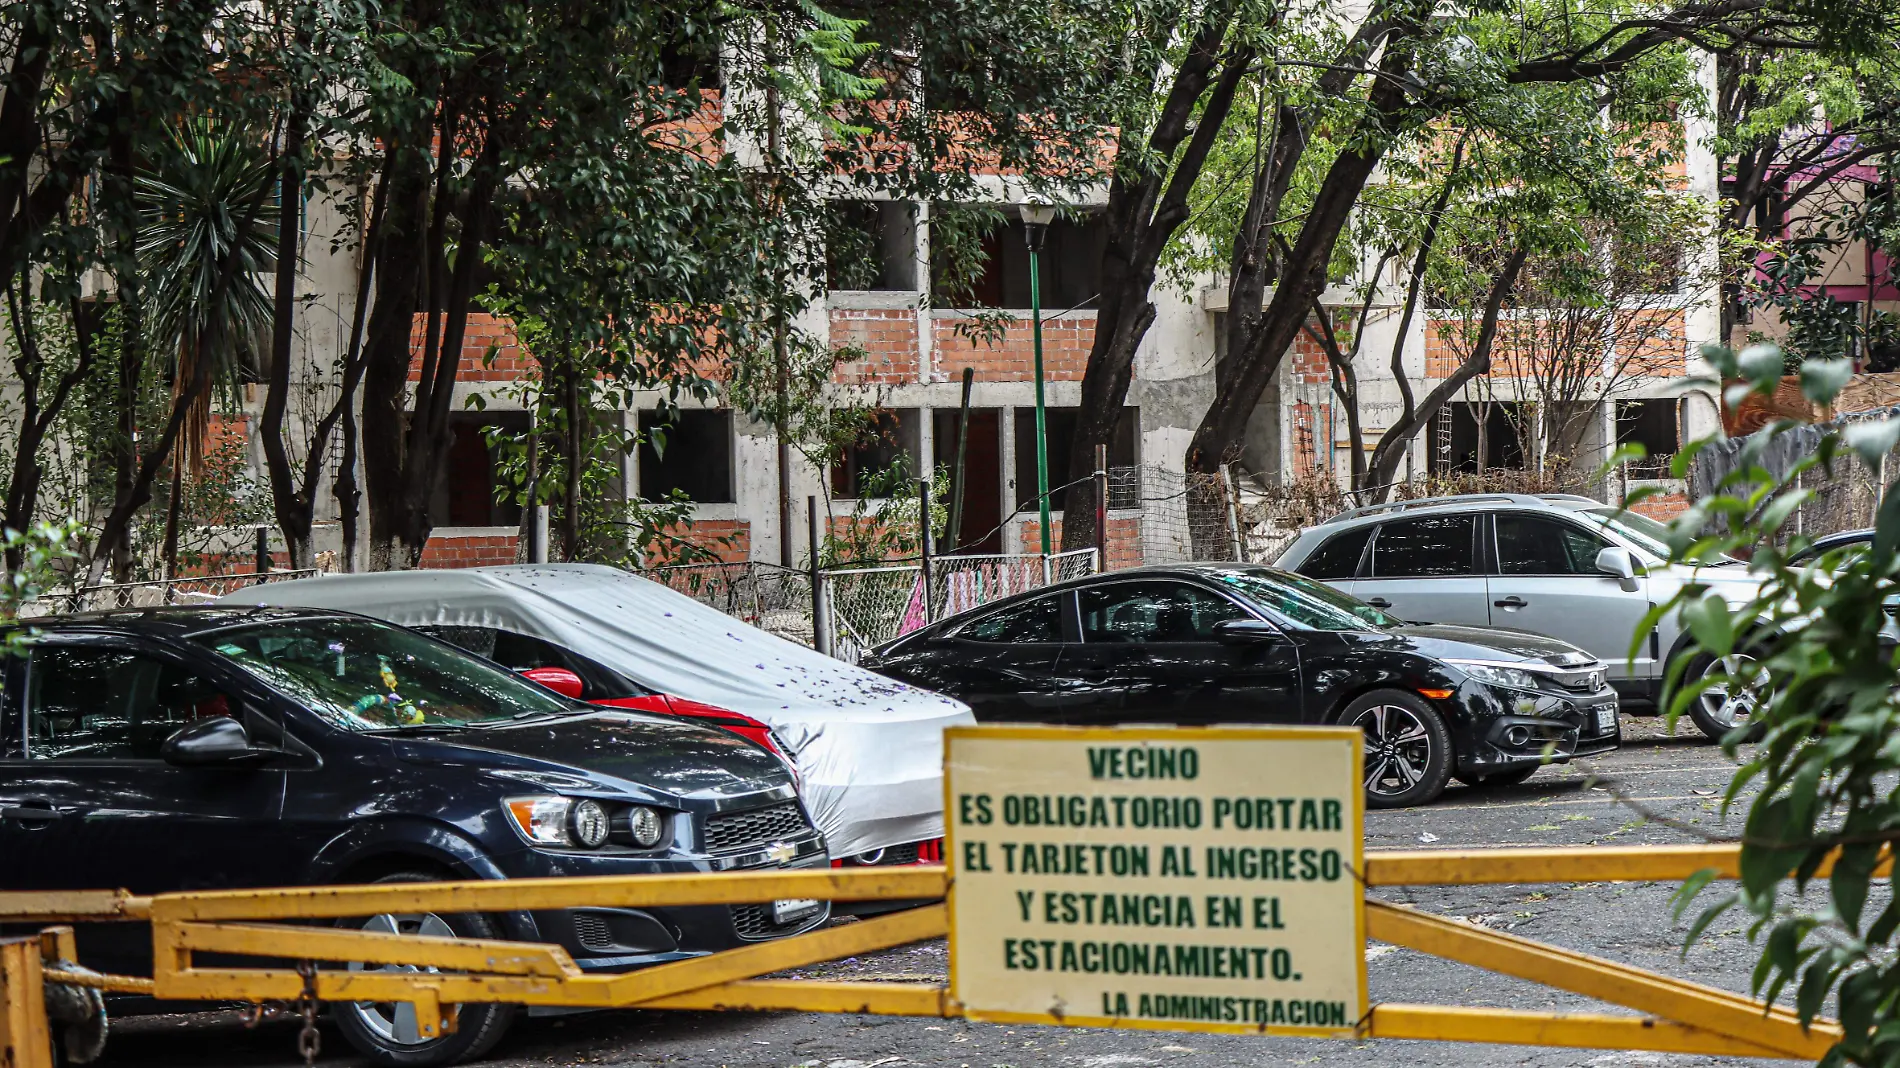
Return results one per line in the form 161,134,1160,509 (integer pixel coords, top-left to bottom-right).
135,115,279,476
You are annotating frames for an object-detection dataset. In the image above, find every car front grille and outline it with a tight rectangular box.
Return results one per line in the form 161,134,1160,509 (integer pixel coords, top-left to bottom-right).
571,912,617,952
703,802,810,854
1547,667,1605,693
730,903,820,940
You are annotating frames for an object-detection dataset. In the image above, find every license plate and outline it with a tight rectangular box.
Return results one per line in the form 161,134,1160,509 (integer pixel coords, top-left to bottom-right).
1594,706,1617,732
772,898,821,924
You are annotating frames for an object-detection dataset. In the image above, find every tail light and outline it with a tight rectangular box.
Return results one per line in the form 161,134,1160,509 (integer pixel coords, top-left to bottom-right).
589,693,801,789
829,838,945,867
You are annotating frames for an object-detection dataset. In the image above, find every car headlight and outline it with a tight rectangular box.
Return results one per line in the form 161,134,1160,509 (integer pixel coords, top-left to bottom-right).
505,796,582,847
620,805,665,848
569,799,611,848
1447,660,1544,692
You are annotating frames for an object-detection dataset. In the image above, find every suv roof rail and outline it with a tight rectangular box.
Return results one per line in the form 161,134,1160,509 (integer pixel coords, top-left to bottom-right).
1533,494,1605,505
1319,493,1552,525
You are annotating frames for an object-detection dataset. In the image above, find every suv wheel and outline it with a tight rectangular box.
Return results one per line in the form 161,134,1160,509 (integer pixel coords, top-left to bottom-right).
1686,654,1762,741
331,871,518,1068
1344,690,1454,808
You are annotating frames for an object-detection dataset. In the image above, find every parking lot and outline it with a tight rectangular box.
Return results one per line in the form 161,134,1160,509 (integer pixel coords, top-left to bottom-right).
102,717,1782,1068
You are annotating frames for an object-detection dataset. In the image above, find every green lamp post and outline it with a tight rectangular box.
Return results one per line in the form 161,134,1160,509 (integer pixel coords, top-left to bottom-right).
1020,198,1058,557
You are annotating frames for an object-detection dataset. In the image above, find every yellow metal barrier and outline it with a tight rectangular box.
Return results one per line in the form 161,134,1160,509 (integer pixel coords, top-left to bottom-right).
0,844,1853,1064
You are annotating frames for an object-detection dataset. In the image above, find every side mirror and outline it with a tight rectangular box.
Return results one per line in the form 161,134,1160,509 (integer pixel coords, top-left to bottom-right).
1214,619,1283,646
521,666,585,699
1595,547,1639,590
162,716,278,767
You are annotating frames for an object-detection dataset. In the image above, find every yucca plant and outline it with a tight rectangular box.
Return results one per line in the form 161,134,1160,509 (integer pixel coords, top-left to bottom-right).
134,115,278,575
135,115,279,476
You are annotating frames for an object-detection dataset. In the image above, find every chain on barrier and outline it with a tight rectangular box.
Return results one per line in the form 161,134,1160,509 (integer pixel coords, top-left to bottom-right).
295,959,321,1067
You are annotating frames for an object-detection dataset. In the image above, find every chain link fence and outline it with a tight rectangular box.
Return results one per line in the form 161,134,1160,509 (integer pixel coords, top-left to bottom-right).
22,569,321,617
1690,409,1900,543
640,561,817,646
643,549,1098,664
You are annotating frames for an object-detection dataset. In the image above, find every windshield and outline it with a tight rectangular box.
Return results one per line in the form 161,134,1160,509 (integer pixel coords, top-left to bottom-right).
1579,506,1743,564
195,617,578,731
1204,568,1400,631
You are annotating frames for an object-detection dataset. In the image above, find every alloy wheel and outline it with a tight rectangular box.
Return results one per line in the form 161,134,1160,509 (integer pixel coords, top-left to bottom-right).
1352,703,1434,800
1696,654,1760,730
340,912,455,1047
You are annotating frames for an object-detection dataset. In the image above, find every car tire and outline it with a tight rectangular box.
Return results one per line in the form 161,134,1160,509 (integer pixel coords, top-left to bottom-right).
330,871,518,1068
1454,766,1537,789
1683,653,1763,742
1343,690,1454,809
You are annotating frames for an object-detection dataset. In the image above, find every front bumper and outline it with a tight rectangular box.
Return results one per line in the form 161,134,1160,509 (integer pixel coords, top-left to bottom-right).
1447,680,1621,778
497,834,832,970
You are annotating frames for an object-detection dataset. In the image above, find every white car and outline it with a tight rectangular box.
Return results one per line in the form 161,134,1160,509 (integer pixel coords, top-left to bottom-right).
1275,493,1767,739
219,563,973,861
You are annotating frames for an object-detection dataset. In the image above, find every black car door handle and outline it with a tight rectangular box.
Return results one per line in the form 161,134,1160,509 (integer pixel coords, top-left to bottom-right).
0,802,60,823
1494,596,1528,608
1364,597,1392,608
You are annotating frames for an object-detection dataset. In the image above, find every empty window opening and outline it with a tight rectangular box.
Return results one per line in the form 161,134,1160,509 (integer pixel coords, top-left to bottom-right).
832,408,921,498
1013,406,1138,512
931,206,1106,310
827,201,919,291
639,408,734,503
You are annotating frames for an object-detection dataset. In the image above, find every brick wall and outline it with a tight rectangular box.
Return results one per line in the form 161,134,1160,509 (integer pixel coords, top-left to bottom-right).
1290,324,1331,385
420,533,520,568
830,309,920,385
649,519,752,565
1290,401,1333,479
409,312,530,382
934,314,1094,382
1017,515,1141,569
1627,492,1689,521
1427,312,1688,379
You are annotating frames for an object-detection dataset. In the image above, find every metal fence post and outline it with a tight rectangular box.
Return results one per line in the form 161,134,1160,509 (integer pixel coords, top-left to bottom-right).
1223,465,1244,561
808,497,832,657
254,525,271,575
0,936,53,1068
1093,444,1108,573
532,505,551,564
917,479,935,622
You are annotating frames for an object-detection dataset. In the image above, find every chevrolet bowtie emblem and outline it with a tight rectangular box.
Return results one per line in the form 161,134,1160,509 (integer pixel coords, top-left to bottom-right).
768,843,795,864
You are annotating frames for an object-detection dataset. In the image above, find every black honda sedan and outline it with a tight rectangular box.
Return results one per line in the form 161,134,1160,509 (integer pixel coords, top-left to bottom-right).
0,607,829,1066
863,564,1619,808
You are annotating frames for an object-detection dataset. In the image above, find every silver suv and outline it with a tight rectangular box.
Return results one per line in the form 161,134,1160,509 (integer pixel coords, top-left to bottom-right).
1274,493,1764,739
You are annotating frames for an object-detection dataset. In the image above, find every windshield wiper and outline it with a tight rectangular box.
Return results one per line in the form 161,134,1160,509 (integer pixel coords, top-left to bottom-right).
367,723,467,735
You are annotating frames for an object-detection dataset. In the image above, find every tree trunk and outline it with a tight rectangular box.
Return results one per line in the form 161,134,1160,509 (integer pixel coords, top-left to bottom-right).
260,80,312,567
359,149,432,570
161,454,183,578
1363,243,1532,495
561,358,583,561
1054,10,1252,552
1184,60,1412,487
361,135,499,570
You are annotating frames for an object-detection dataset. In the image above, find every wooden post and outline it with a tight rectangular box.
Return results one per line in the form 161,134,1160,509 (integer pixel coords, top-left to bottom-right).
1092,444,1108,573
946,366,974,553
917,479,935,623
0,936,53,1068
808,497,831,657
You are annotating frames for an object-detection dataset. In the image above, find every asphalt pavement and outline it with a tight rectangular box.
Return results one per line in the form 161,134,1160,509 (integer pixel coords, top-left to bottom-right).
103,716,1809,1068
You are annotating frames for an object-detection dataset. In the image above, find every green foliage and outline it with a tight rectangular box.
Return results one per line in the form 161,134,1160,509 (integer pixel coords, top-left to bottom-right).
822,458,952,565
0,524,78,614
1654,341,1900,1066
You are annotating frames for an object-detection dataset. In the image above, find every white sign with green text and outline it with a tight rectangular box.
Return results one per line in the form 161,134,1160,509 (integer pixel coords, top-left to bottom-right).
945,725,1365,1036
